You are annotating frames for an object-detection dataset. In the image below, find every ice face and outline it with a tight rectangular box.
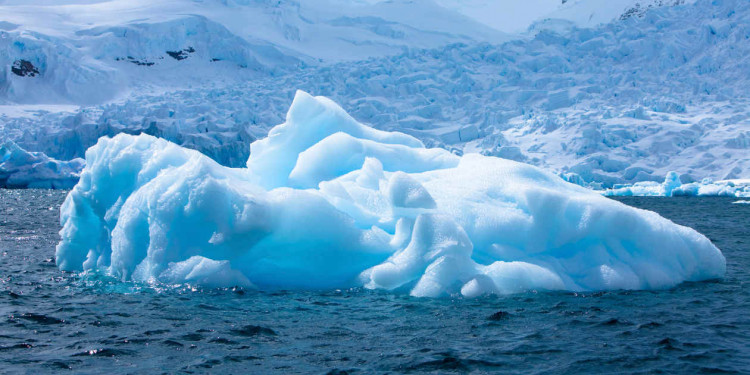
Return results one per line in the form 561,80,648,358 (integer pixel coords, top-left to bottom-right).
56,91,726,297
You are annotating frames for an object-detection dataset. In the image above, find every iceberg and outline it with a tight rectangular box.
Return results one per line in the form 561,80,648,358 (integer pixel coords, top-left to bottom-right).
603,174,750,198
56,91,726,297
0,140,83,189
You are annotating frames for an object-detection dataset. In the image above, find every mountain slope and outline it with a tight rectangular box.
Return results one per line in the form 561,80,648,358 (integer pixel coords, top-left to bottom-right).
0,0,747,186
0,0,506,104
435,0,695,33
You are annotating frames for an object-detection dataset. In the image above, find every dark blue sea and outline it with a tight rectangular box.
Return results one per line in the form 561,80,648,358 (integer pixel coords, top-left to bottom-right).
1,189,748,374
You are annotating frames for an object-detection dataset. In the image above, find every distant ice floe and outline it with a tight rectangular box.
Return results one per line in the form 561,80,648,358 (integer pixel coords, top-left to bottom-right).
55,92,726,297
603,172,750,198
0,140,83,189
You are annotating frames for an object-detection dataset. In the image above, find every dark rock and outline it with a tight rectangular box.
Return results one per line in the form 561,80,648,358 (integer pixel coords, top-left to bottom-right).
11,59,39,77
115,56,154,66
166,47,195,61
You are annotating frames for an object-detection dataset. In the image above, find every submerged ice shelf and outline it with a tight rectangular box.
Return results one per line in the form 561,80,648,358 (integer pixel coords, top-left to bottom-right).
56,91,726,297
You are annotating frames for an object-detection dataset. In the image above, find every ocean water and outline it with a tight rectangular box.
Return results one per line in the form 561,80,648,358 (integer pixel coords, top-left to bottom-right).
1,189,748,374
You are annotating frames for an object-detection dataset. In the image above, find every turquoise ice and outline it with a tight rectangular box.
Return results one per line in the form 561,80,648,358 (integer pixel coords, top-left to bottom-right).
56,91,726,297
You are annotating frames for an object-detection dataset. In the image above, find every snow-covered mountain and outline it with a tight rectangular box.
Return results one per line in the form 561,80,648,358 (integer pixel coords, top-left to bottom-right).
1,0,748,188
435,0,694,33
0,0,505,104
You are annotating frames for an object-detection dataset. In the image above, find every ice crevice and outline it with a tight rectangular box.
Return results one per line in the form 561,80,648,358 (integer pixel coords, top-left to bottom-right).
56,91,726,297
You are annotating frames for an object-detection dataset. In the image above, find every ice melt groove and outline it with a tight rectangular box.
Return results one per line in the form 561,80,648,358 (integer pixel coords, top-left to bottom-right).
56,91,726,297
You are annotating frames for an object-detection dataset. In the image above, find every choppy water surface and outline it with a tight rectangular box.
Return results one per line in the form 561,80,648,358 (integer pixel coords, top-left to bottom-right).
1,190,748,374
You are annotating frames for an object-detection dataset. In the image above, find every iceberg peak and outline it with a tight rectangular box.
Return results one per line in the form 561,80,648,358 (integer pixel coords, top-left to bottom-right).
247,90,427,189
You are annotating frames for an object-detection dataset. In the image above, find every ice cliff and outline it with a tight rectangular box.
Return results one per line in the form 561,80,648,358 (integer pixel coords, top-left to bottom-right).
55,91,726,297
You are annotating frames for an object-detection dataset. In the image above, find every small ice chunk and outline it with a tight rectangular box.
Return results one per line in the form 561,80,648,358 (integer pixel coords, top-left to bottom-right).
158,256,254,288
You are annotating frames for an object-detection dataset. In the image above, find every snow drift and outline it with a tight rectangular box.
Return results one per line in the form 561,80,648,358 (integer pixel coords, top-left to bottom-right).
56,91,726,297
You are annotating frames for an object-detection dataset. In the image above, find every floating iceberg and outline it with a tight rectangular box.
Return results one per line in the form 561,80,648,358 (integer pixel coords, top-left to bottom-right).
603,173,750,198
56,91,726,297
0,141,83,189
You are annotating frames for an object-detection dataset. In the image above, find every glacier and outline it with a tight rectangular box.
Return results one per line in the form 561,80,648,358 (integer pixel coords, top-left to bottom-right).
2,0,749,189
56,91,726,297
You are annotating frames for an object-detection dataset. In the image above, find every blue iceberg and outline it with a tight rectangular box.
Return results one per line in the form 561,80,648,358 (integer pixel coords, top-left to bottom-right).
1,141,83,189
56,91,726,297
